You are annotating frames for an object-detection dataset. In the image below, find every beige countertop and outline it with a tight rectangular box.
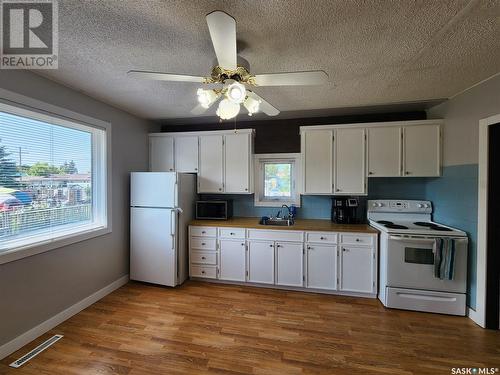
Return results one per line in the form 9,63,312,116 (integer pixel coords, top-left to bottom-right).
189,217,378,234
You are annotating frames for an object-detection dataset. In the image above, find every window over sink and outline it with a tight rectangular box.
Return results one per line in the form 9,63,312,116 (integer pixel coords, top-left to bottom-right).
254,153,301,207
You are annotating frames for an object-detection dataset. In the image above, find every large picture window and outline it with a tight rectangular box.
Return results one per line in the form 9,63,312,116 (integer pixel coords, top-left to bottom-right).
0,101,108,256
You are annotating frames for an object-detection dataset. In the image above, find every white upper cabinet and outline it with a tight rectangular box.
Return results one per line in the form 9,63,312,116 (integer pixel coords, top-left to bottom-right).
198,134,224,193
174,136,198,173
403,124,441,177
302,129,333,194
224,132,252,194
334,128,366,195
275,242,304,287
367,127,402,177
150,136,174,172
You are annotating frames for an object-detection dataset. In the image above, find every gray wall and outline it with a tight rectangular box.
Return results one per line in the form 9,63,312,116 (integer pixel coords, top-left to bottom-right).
0,71,159,346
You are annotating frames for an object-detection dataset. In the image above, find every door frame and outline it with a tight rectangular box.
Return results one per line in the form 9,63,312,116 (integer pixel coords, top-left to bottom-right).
473,113,500,328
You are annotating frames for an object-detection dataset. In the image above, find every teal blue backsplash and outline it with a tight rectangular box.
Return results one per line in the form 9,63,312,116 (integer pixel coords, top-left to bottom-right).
201,164,479,309
425,164,478,309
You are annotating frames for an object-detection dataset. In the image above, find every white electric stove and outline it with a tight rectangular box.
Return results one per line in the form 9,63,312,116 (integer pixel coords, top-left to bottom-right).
369,200,468,316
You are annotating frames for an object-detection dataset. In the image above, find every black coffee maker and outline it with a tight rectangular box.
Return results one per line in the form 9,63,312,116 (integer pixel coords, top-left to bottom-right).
331,197,358,224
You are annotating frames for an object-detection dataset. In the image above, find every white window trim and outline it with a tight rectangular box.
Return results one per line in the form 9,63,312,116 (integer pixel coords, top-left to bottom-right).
254,153,301,207
0,88,112,265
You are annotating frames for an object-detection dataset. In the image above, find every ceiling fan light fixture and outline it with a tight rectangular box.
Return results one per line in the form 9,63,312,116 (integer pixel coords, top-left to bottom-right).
226,81,246,104
216,98,240,120
197,88,218,108
243,95,260,116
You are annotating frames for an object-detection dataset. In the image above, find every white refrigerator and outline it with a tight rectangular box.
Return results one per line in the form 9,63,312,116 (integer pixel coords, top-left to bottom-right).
130,172,196,287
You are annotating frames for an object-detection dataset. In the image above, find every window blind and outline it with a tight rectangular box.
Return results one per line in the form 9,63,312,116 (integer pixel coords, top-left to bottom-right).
0,108,97,251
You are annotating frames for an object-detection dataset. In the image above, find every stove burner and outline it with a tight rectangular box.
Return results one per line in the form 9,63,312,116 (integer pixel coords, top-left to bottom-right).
430,225,453,231
385,223,409,229
414,222,433,227
377,220,394,225
414,222,453,231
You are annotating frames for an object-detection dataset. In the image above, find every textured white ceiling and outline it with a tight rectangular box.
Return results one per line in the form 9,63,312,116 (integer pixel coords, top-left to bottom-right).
36,0,500,120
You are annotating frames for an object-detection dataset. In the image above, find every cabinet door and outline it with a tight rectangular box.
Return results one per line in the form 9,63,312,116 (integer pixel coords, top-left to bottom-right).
175,136,198,173
340,245,374,293
247,241,275,284
403,124,441,177
198,135,224,193
219,240,246,282
306,244,337,290
335,128,366,194
150,136,174,172
276,242,303,287
367,127,401,177
302,130,333,194
225,133,251,193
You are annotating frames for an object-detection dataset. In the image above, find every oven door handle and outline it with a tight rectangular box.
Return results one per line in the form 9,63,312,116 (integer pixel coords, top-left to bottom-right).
389,235,466,244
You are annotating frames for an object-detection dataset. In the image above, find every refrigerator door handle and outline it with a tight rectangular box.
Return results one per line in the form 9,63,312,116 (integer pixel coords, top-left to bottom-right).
170,210,176,249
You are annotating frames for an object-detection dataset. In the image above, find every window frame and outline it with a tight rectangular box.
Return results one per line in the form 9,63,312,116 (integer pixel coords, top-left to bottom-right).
0,88,111,265
254,153,301,207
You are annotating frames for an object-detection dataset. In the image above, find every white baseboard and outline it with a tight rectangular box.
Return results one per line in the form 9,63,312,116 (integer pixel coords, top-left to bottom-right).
0,274,129,360
467,306,485,328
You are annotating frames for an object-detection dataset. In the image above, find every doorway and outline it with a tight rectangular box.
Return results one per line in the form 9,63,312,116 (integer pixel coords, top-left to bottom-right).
486,123,500,329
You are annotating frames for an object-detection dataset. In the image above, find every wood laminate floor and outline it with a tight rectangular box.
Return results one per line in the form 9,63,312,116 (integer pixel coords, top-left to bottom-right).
1,281,499,375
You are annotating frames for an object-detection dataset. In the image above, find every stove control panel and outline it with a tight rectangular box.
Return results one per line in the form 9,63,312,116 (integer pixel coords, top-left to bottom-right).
368,200,432,213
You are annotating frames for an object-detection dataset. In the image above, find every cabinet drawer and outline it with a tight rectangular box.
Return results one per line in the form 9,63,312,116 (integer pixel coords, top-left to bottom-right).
191,265,217,279
306,232,337,244
190,237,217,250
190,226,217,237
191,251,217,265
219,227,246,239
340,234,373,246
247,229,303,242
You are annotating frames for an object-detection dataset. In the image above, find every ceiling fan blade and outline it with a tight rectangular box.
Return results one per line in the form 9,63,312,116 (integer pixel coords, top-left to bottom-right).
254,70,328,86
206,11,237,70
247,91,280,116
128,70,206,83
190,104,209,115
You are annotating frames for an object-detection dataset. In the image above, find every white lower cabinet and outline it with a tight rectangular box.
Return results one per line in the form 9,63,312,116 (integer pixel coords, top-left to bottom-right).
247,241,275,284
306,244,337,290
189,225,377,297
276,242,304,287
339,245,374,293
219,239,246,282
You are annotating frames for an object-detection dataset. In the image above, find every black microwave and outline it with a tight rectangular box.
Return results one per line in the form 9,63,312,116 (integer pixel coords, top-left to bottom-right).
196,200,233,220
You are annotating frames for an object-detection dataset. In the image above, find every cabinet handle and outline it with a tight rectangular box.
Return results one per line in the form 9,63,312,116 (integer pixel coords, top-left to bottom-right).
201,256,206,260
201,231,206,234
230,232,235,235
195,168,198,171
201,270,205,274
307,246,312,250
244,188,248,191
218,188,222,191
336,188,341,192
405,171,411,175
277,244,282,248
355,238,360,242
202,242,206,246
269,244,274,248
343,248,349,252
320,236,326,240
241,243,245,246
368,171,374,175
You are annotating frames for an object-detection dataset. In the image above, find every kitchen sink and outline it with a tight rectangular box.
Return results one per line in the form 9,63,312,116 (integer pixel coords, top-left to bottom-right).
261,218,294,226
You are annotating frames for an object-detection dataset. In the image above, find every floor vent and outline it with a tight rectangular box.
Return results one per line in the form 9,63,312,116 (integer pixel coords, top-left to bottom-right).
9,334,63,368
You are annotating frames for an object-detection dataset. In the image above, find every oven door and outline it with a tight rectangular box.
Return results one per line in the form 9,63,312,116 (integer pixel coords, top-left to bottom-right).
386,235,467,293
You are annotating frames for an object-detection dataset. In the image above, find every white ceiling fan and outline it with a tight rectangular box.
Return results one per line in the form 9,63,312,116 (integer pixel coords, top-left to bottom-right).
128,10,328,120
